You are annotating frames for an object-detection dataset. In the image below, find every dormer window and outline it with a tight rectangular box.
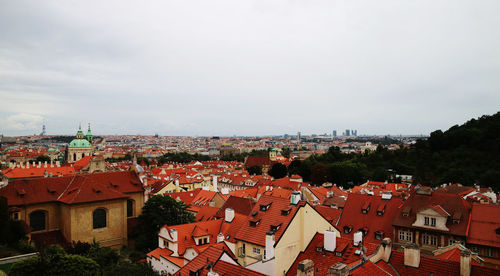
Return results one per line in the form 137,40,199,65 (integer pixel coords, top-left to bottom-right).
250,218,261,227
260,203,271,212
281,208,291,216
251,211,258,217
402,206,411,217
270,223,281,232
361,202,370,214
343,225,352,234
452,212,461,224
374,231,384,240
376,204,385,216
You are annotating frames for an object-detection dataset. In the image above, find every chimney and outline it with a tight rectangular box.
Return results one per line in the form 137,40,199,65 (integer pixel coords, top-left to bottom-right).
38,161,41,168
328,262,348,276
212,175,218,192
225,208,234,223
217,233,224,243
170,229,178,242
403,243,420,268
297,259,314,276
460,249,471,276
26,162,30,169
265,231,275,260
291,191,301,205
44,161,47,168
353,231,363,247
56,161,60,167
175,179,179,187
50,161,53,167
380,238,392,262
324,230,337,252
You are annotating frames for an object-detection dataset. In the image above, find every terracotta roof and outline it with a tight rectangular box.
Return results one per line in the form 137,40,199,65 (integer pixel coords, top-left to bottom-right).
286,232,379,276
175,245,265,276
167,189,202,205
244,156,272,168
0,171,143,206
2,165,75,179
467,203,500,248
234,195,303,246
195,206,219,221
337,193,402,243
214,196,255,218
147,247,174,260
314,205,342,224
393,192,472,237
435,184,475,196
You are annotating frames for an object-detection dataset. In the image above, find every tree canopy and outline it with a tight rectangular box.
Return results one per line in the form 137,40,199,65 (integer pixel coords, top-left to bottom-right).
132,194,195,252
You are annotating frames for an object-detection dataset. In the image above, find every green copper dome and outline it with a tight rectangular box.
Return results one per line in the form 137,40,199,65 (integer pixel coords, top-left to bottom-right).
68,138,92,148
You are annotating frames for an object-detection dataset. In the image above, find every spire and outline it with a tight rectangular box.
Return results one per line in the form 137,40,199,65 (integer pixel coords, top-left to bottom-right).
86,123,93,142
76,123,84,139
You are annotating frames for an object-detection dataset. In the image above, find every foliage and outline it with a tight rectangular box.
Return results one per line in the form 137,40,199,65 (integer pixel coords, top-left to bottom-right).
35,155,51,163
247,165,262,175
158,152,210,164
269,163,288,179
9,245,99,276
132,195,195,252
102,262,159,276
0,197,28,248
291,112,500,191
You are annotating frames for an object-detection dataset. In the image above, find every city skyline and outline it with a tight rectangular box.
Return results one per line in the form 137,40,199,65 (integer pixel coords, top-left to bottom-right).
1,1,500,136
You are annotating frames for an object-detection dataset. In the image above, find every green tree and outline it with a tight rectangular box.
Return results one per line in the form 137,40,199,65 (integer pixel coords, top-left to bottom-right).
132,195,195,252
35,155,51,163
247,165,262,175
9,245,99,276
269,163,288,179
311,163,331,185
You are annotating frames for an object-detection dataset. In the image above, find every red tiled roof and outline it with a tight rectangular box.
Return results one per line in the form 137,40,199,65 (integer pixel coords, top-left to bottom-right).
147,247,174,260
286,232,380,276
314,205,342,224
435,184,475,196
214,196,255,218
2,165,75,179
467,203,500,248
167,189,202,205
337,193,402,243
244,156,272,168
175,245,265,276
0,171,143,206
393,192,472,237
234,195,303,247
195,206,219,221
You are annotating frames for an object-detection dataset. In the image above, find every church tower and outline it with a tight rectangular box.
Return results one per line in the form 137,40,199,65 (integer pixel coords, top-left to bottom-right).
66,123,94,163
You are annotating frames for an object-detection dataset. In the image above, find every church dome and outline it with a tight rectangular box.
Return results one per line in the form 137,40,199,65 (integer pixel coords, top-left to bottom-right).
68,139,92,148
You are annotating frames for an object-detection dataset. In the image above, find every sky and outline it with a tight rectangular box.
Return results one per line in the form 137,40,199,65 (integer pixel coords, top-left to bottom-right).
1,0,499,136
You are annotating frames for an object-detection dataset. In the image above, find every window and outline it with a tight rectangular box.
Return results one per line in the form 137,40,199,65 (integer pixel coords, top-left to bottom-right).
431,236,437,246
375,232,383,240
127,199,135,217
12,212,19,220
399,231,405,241
253,247,261,254
29,210,47,231
406,232,412,241
486,248,493,257
431,218,436,227
73,153,76,161
93,208,107,229
424,217,430,226
399,231,412,242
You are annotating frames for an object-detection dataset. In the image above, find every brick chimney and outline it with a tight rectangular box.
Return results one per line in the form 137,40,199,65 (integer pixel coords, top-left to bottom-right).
403,243,420,268
460,249,471,276
297,259,314,276
328,262,348,276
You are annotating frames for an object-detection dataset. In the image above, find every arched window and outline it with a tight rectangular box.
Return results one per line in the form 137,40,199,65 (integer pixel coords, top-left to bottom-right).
127,199,135,217
73,153,76,161
30,210,47,231
82,153,85,159
93,208,107,229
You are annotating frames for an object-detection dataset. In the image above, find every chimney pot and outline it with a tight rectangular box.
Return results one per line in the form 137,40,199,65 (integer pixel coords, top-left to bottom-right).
403,243,420,268
297,259,314,276
328,262,348,276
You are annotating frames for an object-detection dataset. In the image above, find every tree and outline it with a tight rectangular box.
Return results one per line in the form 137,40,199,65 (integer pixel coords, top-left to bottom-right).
247,165,262,175
132,195,195,252
35,155,51,163
311,163,331,185
269,163,288,179
9,245,99,276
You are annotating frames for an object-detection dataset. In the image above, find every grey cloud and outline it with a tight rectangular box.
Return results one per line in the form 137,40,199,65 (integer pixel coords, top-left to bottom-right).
0,0,499,136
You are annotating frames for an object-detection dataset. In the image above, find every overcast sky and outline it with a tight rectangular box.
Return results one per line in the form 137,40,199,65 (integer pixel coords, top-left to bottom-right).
1,0,499,136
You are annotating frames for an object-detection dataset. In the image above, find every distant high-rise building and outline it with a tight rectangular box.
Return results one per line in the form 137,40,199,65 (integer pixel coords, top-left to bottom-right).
345,129,351,136
40,124,46,136
353,129,358,136
332,130,337,137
